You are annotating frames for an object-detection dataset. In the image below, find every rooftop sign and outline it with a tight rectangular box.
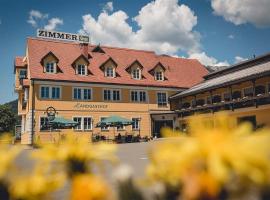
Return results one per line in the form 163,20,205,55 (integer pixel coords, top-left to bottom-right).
37,29,90,43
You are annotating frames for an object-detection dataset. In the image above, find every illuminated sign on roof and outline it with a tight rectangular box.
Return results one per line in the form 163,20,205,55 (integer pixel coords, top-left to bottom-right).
37,29,90,43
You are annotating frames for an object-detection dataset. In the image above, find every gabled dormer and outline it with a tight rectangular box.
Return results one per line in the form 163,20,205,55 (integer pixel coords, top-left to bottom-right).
41,52,59,74
92,44,105,53
100,57,118,78
72,54,90,76
125,60,144,80
149,62,166,81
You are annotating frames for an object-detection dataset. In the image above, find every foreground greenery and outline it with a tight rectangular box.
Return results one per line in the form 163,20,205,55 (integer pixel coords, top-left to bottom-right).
0,114,270,200
0,103,16,133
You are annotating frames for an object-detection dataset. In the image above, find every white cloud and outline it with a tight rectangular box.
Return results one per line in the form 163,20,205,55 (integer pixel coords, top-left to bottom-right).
234,56,248,64
103,2,114,13
228,34,234,39
27,10,48,27
44,17,63,31
80,0,227,66
189,52,229,67
27,10,63,30
80,0,200,55
211,0,270,27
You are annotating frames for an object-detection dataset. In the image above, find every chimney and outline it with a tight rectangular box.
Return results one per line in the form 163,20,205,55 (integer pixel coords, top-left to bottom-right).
80,43,89,58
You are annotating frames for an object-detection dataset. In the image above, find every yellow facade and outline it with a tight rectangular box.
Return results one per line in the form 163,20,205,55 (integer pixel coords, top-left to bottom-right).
18,79,179,144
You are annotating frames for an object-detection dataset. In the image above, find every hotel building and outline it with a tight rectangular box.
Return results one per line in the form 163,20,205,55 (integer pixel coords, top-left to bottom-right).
14,36,207,144
170,53,270,131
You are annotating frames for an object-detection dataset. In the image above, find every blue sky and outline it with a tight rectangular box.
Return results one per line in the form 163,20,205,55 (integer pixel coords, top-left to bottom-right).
0,0,270,104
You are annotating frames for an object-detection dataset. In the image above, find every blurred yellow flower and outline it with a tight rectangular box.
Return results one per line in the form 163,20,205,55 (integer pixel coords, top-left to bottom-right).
9,165,65,200
70,174,110,200
32,133,117,177
147,114,270,199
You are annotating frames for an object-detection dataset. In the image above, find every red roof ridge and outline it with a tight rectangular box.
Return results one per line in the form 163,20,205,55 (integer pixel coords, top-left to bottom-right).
27,37,155,54
100,45,155,54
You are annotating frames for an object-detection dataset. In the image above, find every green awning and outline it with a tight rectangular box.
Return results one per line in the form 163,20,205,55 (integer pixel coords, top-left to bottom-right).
96,115,133,127
50,117,78,127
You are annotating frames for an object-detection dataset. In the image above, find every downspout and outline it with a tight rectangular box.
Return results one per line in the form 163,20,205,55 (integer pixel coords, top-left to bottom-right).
31,80,35,145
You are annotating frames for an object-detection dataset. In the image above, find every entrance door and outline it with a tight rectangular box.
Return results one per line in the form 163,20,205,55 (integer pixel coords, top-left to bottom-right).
153,120,173,138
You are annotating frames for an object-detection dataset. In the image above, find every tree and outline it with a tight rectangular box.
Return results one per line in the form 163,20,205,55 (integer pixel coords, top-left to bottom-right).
0,105,16,133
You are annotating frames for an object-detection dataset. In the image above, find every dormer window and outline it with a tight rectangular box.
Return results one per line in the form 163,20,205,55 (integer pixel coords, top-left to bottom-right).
155,70,164,81
41,52,59,74
45,62,56,73
149,62,166,81
132,68,141,79
105,66,115,77
76,64,87,75
72,54,90,76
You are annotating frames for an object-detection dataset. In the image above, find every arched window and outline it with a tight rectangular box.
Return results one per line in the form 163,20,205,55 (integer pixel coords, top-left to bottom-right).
255,85,266,96
196,99,205,106
232,91,242,100
212,95,221,103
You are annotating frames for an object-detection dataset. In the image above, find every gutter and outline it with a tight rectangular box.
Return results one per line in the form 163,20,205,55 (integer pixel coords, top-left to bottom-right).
31,79,35,145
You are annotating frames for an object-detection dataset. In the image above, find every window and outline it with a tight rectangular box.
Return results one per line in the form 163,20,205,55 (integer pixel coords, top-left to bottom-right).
19,69,27,79
41,86,50,99
40,86,61,99
45,62,56,73
105,66,115,77
73,117,92,131
132,118,140,130
196,99,205,106
255,85,266,96
100,117,109,131
51,87,60,99
103,89,120,101
73,117,82,130
232,91,242,100
132,68,141,79
77,64,87,75
157,92,167,106
212,95,221,103
73,88,92,100
40,117,49,131
243,87,253,97
131,91,147,102
83,117,92,130
155,71,164,81
223,93,231,101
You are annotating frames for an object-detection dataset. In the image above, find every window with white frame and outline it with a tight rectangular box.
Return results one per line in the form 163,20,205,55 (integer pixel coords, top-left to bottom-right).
132,118,140,130
52,87,61,99
157,92,167,106
45,62,56,73
132,68,141,79
76,64,87,75
73,117,92,131
100,117,109,131
131,90,146,102
40,117,49,131
155,71,164,81
105,66,115,77
103,89,120,101
41,86,50,99
73,88,92,100
40,86,61,99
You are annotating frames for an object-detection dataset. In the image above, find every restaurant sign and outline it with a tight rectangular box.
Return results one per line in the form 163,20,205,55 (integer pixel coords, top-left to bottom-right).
37,29,90,43
74,103,108,109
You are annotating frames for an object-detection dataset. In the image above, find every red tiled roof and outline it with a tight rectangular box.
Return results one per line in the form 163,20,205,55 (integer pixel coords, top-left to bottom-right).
26,38,208,88
15,56,27,67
